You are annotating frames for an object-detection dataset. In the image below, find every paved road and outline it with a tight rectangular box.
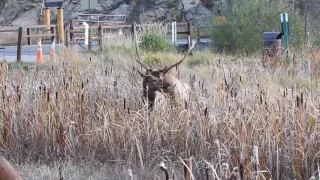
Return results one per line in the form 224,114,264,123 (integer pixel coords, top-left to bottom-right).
0,38,210,62
0,44,65,62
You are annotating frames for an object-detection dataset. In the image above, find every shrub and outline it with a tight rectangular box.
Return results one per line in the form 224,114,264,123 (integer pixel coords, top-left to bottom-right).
211,0,305,54
139,33,175,52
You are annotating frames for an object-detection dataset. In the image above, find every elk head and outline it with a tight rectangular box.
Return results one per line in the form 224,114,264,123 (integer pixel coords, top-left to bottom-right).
134,32,196,110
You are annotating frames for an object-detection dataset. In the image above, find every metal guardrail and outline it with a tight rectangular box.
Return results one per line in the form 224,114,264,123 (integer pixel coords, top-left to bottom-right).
74,13,126,26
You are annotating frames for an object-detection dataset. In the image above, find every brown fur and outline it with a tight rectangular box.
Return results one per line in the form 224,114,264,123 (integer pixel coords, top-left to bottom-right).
134,34,195,110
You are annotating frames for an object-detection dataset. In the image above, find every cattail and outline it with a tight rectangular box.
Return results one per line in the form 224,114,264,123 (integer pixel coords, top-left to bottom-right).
239,163,244,180
127,168,133,180
47,92,50,102
184,158,192,180
205,165,210,180
204,107,208,117
59,165,63,180
160,162,169,180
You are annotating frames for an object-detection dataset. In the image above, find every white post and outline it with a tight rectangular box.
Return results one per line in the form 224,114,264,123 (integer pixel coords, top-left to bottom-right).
83,22,89,45
171,22,177,44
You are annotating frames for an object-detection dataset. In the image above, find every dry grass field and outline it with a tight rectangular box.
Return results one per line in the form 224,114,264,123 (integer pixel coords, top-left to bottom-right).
0,33,319,180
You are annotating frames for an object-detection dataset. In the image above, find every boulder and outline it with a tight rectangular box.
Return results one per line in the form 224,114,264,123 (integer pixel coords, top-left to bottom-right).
0,0,215,26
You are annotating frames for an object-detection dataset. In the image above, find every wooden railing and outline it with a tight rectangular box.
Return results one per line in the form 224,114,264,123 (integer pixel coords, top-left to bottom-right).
0,25,57,62
65,22,208,51
0,22,210,62
25,25,56,45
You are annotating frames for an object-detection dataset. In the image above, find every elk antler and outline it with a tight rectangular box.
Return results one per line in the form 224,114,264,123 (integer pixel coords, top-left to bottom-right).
136,67,146,77
161,41,196,74
134,26,150,70
157,66,167,71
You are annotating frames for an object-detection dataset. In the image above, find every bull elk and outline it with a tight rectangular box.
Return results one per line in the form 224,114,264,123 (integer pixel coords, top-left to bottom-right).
134,33,196,110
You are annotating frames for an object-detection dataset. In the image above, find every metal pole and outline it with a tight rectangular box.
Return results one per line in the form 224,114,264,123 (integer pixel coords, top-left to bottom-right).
281,13,290,64
57,7,65,44
44,7,51,34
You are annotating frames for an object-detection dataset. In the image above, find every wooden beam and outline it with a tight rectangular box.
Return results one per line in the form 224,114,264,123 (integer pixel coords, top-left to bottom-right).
24,34,56,38
23,24,56,28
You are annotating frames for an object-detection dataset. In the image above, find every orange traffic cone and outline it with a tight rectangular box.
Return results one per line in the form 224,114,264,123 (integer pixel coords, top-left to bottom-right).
36,38,43,63
50,38,56,62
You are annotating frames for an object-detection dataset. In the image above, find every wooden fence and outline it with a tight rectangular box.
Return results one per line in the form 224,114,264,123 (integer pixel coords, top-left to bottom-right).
64,22,207,51
0,26,23,61
0,25,57,62
0,22,210,62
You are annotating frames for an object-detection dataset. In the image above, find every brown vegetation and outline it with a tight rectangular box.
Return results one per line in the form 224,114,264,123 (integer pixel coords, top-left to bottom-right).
0,42,319,179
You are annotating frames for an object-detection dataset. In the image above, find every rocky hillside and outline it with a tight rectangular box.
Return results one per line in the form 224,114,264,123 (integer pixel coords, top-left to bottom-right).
0,0,319,27
0,0,218,26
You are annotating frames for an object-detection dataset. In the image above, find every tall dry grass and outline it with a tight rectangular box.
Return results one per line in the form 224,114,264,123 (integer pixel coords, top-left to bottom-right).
0,34,319,179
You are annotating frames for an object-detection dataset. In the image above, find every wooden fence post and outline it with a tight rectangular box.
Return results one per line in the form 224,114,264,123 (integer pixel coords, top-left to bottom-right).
197,26,200,44
187,23,191,49
65,28,69,47
50,26,55,43
27,28,31,45
99,25,104,51
69,19,74,42
88,27,92,51
17,27,23,62
131,24,136,41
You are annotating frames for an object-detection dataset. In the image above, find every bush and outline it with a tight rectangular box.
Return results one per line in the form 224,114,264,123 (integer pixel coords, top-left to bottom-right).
139,33,175,52
211,0,305,54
